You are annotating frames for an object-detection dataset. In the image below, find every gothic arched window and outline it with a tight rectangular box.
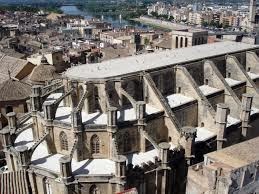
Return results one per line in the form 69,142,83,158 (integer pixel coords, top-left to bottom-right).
124,132,131,152
90,185,100,194
60,132,68,151
91,135,100,154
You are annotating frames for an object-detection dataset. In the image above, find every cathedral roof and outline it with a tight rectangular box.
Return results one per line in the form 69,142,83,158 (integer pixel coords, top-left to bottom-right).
0,79,31,101
65,42,259,80
29,56,60,83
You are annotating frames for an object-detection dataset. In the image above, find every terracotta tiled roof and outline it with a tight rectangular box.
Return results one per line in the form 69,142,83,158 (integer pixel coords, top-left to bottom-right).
0,54,29,80
0,79,31,101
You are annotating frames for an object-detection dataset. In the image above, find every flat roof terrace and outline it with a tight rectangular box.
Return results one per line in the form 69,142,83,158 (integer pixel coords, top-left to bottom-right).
205,136,259,169
65,42,259,81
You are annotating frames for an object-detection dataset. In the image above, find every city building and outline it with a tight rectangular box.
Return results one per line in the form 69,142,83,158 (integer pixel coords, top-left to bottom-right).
171,29,208,49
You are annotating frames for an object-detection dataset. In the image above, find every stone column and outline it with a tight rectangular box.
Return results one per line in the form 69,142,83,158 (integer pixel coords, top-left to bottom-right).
6,112,17,132
30,85,42,140
71,80,79,108
16,146,30,170
240,93,253,140
43,101,56,154
181,126,197,166
26,99,31,112
63,79,70,107
159,142,171,194
71,109,83,161
85,82,95,114
115,81,123,106
115,155,127,178
31,85,42,111
27,169,38,194
59,156,74,194
114,155,127,193
216,103,229,150
43,102,53,120
135,101,147,153
59,156,73,181
0,127,14,171
107,107,118,129
71,109,82,131
107,107,118,159
1,128,12,148
136,101,146,121
0,113,2,130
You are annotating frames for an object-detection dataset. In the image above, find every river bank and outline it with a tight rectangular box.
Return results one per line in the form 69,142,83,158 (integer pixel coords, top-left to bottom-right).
132,17,189,31
60,5,148,29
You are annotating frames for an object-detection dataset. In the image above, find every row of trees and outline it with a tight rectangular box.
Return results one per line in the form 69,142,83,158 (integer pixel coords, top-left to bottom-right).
0,5,63,14
202,20,230,29
150,11,174,21
80,2,147,20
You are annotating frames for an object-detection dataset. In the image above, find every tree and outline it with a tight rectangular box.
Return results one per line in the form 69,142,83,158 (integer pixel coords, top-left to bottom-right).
150,11,158,18
144,38,150,45
202,21,208,27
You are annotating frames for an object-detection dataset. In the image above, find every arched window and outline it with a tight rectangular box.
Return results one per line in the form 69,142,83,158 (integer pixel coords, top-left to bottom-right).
124,132,131,152
175,37,178,48
180,37,183,48
185,38,188,47
60,132,68,151
91,135,100,154
90,185,100,194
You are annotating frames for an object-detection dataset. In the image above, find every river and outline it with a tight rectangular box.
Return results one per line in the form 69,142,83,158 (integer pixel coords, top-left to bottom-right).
60,5,148,29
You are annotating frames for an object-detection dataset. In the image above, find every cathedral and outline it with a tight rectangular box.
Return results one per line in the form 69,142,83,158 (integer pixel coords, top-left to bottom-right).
1,41,259,194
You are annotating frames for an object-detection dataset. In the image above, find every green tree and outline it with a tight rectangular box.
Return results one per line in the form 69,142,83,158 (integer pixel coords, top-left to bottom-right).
150,11,158,18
